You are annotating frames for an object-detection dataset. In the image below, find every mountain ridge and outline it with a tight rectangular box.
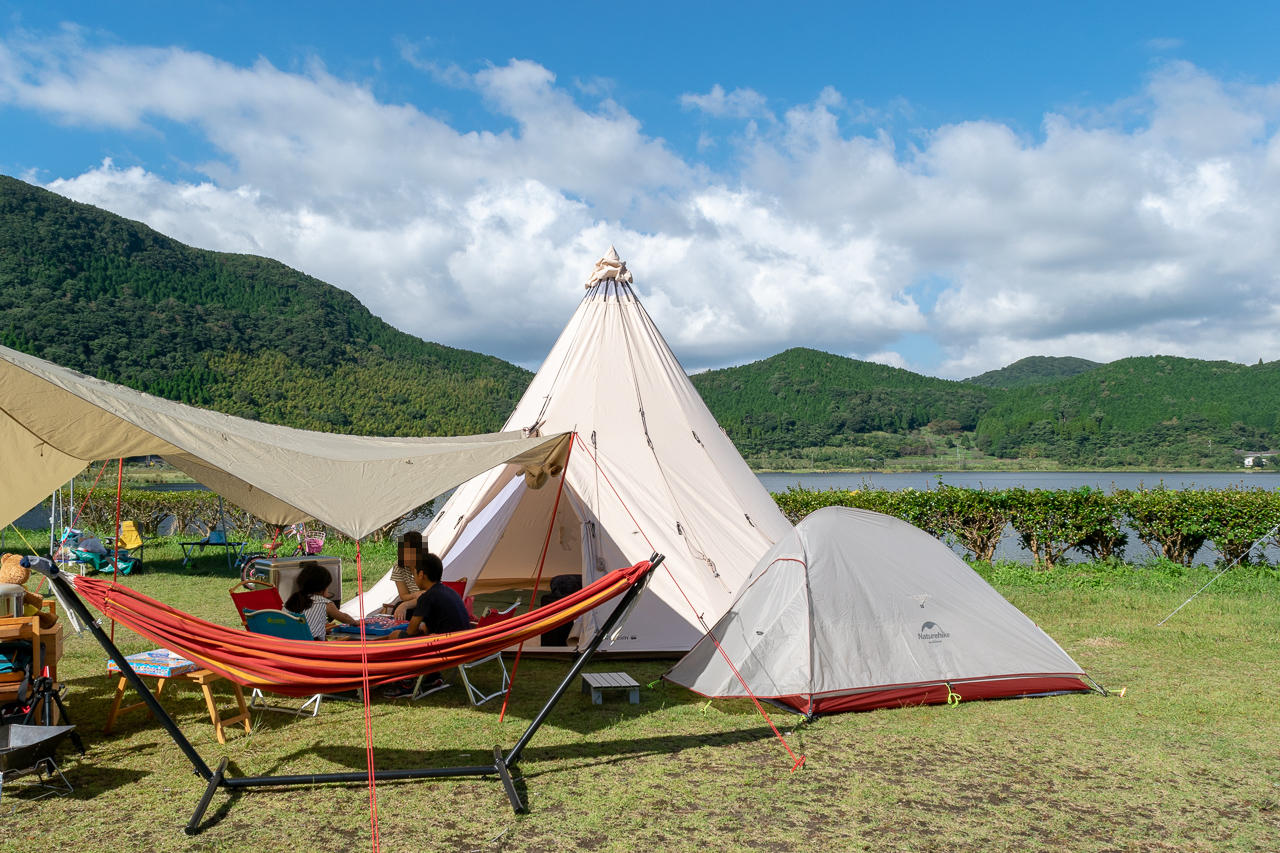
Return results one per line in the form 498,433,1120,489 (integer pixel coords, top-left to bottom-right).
0,175,532,436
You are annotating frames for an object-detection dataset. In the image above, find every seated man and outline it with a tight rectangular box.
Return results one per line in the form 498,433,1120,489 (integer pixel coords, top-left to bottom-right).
382,553,471,698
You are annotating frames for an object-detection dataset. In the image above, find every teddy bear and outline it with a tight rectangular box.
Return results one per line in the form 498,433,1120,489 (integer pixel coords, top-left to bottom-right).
0,553,58,629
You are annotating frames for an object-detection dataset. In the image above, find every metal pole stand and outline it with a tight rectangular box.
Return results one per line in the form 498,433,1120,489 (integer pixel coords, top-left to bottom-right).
31,553,662,832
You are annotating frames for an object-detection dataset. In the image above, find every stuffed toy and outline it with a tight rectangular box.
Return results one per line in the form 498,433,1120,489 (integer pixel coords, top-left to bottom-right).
0,553,57,629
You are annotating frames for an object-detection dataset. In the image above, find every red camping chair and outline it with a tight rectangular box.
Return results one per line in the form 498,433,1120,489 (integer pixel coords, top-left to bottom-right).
229,580,284,628
441,579,477,624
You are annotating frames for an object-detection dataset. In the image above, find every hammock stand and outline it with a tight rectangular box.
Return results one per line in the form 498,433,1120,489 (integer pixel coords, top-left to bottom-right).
33,554,662,834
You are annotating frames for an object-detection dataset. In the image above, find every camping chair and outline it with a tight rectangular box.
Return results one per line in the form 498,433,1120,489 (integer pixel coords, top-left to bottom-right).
242,608,325,717
104,521,157,567
456,599,522,706
71,548,140,576
440,580,479,624
229,581,283,628
404,581,484,700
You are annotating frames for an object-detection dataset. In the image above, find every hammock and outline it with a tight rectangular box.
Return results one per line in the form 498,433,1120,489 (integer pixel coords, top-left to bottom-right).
73,560,652,696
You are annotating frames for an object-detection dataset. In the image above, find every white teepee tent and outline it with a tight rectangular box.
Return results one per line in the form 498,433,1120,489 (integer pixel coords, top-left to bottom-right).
349,248,793,652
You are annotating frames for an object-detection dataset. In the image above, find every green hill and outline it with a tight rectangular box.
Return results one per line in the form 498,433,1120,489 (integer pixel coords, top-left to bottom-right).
690,347,997,454
974,356,1280,466
0,176,532,436
963,355,1103,389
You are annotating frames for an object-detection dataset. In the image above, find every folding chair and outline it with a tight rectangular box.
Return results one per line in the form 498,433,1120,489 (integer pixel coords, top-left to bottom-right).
242,608,325,717
229,581,283,628
456,599,522,705
105,521,157,567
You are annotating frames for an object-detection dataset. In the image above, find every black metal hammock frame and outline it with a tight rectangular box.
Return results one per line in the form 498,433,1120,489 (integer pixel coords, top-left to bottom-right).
34,554,661,835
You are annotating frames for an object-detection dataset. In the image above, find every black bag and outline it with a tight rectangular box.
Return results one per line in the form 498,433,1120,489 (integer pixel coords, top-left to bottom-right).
539,575,584,646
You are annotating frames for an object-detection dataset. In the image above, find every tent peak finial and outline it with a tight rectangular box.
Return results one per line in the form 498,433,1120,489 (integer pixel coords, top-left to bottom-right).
586,247,633,288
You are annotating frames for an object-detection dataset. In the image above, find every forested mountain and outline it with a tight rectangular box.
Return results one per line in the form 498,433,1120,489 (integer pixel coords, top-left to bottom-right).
692,347,1279,469
690,347,995,453
0,176,531,436
974,356,1280,466
963,355,1103,389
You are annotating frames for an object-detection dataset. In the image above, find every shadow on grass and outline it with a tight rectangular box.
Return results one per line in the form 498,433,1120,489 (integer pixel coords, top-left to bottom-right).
217,725,776,783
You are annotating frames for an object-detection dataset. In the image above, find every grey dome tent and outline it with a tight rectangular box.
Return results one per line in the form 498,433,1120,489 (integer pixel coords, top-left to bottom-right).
666,506,1100,715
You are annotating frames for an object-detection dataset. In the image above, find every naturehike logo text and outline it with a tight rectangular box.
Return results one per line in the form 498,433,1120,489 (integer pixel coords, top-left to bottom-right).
918,621,950,643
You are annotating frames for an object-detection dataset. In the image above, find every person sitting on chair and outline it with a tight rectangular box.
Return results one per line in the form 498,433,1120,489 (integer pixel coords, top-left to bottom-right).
388,531,426,620
382,552,471,697
284,561,357,640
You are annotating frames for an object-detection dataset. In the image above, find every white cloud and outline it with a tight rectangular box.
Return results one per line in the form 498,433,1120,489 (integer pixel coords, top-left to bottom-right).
5,32,1280,377
680,84,773,120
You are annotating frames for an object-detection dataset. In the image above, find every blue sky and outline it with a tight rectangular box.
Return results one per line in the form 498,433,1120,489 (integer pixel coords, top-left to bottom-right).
3,3,1280,375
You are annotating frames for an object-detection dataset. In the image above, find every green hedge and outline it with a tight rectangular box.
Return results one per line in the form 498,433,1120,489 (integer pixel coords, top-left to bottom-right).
773,485,1280,567
48,488,431,545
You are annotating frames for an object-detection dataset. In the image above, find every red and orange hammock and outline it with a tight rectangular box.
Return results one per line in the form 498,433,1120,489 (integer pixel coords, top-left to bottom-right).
73,560,651,697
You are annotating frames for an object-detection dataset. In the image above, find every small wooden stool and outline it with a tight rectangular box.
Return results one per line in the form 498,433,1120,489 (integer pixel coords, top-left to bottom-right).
105,668,251,744
581,672,639,705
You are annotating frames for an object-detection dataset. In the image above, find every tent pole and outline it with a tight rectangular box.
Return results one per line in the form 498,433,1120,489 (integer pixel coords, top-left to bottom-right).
28,560,215,782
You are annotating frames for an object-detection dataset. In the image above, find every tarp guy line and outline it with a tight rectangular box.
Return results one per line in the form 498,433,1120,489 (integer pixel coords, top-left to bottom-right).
571,433,804,770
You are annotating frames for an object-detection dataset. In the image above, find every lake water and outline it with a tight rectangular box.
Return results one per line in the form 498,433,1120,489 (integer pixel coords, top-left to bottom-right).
11,470,1276,566
755,470,1280,494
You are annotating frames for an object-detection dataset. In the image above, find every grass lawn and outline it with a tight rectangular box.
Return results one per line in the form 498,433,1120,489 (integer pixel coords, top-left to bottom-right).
3,538,1278,852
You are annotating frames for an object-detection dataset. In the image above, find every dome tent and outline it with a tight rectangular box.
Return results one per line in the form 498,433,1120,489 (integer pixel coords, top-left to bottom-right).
346,248,794,653
666,506,1100,715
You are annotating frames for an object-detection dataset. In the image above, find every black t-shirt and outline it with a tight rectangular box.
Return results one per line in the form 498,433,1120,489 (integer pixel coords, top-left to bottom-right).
411,583,471,635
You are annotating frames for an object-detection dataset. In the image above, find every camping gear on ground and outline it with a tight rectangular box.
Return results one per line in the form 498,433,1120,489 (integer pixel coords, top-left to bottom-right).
34,552,661,830
0,724,76,804
105,520,156,566
667,507,1101,716
348,248,793,654
71,548,141,576
180,507,246,570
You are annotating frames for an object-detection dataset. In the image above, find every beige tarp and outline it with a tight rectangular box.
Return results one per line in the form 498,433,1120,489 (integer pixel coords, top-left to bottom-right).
0,344,570,539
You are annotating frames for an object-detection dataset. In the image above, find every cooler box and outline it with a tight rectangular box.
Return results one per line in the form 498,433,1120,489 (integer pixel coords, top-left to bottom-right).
248,556,343,605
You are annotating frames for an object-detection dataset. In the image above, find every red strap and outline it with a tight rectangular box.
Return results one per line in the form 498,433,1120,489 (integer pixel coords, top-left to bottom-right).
499,435,575,722
355,542,380,852
110,458,123,645
572,433,805,771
